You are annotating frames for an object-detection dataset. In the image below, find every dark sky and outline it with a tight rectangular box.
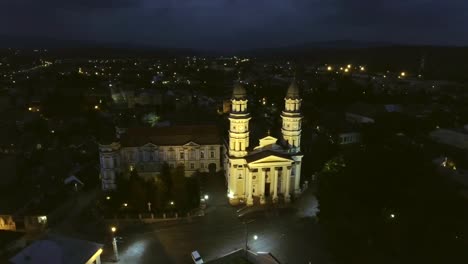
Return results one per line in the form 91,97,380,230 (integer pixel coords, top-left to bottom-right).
1,0,467,50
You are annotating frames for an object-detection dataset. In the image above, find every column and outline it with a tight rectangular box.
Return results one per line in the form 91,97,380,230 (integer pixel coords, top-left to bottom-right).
272,168,278,202
260,168,266,204
247,170,253,206
294,161,302,195
285,166,291,203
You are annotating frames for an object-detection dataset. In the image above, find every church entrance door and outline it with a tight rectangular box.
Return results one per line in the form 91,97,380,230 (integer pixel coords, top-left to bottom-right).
264,182,271,197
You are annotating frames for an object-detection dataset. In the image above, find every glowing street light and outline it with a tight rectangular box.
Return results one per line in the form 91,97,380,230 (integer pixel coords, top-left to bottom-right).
347,64,352,69
94,105,99,110
106,196,111,200
123,203,128,207
170,201,174,206
204,194,209,200
110,226,119,261
253,235,258,240
400,72,406,77
327,66,332,71
344,68,349,73
390,213,396,219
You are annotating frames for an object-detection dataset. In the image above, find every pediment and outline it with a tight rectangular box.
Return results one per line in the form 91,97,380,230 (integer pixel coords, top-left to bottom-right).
183,141,200,147
247,154,293,165
142,143,158,148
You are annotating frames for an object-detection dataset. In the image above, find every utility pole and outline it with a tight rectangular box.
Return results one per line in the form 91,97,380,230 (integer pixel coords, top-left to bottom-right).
243,220,254,258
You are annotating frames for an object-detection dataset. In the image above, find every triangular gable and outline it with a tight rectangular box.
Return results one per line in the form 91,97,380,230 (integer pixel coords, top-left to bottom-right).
183,141,200,147
247,154,294,165
142,142,158,148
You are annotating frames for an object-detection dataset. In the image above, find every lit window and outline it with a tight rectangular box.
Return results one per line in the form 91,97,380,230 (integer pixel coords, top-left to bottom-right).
37,216,47,224
200,151,205,159
210,151,215,158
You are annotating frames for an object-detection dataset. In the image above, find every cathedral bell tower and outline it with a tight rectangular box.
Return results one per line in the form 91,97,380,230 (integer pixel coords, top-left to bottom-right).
281,80,302,153
228,83,251,157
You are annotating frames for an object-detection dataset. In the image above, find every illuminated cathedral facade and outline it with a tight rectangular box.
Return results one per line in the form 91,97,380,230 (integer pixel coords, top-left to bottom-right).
225,81,303,206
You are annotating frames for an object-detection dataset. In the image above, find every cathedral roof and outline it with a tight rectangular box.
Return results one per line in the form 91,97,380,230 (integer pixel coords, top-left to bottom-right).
121,125,221,147
245,150,293,163
232,82,247,99
286,80,300,99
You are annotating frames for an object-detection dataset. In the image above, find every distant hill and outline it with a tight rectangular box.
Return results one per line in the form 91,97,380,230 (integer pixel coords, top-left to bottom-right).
0,35,201,58
243,40,468,81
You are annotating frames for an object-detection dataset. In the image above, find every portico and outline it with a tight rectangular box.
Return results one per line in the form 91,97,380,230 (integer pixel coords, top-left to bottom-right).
245,155,294,205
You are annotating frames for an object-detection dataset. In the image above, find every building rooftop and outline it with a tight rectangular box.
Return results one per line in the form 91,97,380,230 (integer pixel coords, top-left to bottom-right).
121,125,221,147
9,234,102,264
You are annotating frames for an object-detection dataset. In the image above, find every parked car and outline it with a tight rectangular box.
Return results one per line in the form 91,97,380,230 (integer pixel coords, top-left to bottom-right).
191,250,204,264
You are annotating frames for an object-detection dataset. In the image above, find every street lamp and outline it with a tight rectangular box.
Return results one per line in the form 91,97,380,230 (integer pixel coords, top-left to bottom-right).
243,220,255,257
110,226,119,262
204,194,209,200
253,235,258,240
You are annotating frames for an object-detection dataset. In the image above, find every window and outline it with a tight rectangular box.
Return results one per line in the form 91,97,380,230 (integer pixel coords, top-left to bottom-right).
238,173,242,179
200,163,204,169
200,151,205,159
180,151,185,159
37,216,47,224
168,149,175,160
190,163,195,169
210,151,215,158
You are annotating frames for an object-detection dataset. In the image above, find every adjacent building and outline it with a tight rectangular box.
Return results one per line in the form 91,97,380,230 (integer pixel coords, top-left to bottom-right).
99,125,222,191
225,81,303,206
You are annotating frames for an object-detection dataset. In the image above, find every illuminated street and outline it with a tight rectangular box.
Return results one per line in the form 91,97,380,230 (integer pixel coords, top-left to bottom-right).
100,174,328,264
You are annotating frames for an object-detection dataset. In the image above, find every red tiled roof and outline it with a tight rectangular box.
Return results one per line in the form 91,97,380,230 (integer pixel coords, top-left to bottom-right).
121,125,221,147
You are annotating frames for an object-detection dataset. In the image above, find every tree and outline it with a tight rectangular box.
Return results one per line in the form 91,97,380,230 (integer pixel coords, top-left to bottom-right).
318,144,468,264
160,163,172,192
128,169,147,212
170,165,190,210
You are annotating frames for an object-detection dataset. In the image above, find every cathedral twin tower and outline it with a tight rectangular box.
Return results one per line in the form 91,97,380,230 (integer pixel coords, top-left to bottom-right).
225,80,303,206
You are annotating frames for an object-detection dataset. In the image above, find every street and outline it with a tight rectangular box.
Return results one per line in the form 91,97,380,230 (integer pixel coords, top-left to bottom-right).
99,173,330,264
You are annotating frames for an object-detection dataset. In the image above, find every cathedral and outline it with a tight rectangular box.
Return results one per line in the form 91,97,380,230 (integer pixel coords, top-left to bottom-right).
225,81,303,206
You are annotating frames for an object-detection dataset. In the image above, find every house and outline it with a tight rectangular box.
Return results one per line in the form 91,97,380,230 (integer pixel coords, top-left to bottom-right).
345,102,380,124
9,234,103,264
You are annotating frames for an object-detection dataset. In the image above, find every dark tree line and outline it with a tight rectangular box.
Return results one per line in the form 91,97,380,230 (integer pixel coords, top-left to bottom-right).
112,163,200,213
318,144,468,264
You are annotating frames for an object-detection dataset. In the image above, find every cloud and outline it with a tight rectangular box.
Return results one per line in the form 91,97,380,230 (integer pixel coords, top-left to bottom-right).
0,0,467,49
